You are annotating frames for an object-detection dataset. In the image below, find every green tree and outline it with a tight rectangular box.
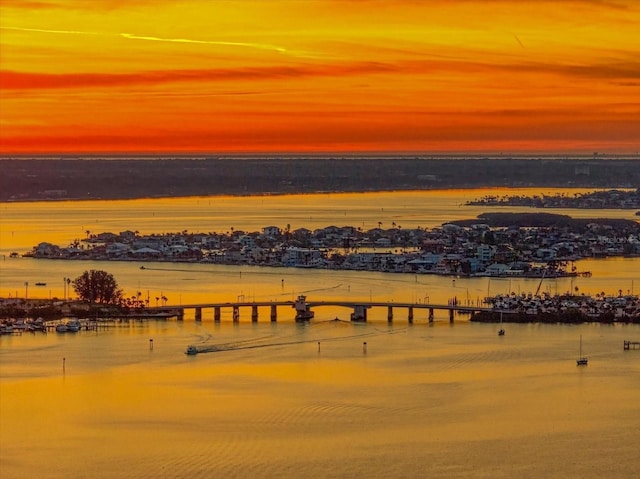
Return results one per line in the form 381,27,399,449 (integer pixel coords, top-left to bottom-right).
72,270,123,304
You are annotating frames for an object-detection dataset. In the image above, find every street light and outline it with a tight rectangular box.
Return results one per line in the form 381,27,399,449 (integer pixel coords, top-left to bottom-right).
24,281,28,301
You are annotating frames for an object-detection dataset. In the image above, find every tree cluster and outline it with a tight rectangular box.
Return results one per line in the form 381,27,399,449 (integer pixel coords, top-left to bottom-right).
72,269,123,304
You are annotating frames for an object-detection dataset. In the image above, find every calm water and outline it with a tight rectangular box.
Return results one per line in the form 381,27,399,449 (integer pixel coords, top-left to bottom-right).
1,189,639,478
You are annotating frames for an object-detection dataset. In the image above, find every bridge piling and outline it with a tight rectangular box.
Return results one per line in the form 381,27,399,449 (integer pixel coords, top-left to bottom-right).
270,304,278,322
214,306,221,322
429,308,434,322
195,307,202,322
351,305,368,322
233,306,240,322
251,305,258,322
408,306,413,323
387,306,393,322
449,309,454,322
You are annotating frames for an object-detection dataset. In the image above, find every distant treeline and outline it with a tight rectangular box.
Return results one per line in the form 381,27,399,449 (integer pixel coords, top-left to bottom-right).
1,156,639,202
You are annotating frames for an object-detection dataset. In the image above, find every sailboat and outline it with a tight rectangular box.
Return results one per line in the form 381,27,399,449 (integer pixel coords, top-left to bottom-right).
498,311,505,336
576,335,588,366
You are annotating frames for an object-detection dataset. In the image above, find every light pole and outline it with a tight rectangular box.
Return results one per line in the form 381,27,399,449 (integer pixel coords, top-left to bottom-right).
63,277,67,300
24,281,28,301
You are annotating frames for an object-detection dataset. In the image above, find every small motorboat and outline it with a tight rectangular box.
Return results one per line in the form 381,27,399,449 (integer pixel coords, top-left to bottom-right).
185,345,199,355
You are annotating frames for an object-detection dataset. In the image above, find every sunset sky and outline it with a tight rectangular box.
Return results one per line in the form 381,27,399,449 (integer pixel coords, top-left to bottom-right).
1,0,639,155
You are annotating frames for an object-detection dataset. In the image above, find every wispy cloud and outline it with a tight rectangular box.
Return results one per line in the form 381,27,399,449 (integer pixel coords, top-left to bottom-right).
0,62,397,90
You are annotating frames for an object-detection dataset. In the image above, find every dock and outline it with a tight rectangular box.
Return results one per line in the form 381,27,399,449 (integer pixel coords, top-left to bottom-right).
623,340,640,350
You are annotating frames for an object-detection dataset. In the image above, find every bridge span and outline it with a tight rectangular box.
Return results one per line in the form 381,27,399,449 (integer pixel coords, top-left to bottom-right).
146,295,495,323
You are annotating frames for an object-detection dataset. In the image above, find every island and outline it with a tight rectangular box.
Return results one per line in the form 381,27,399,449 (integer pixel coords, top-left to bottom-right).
22,213,640,277
466,188,640,209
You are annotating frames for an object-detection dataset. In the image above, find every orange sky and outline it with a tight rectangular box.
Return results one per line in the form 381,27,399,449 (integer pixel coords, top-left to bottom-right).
1,0,639,155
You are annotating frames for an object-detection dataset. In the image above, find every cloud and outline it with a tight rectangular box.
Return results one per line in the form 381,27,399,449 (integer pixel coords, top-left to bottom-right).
0,62,398,90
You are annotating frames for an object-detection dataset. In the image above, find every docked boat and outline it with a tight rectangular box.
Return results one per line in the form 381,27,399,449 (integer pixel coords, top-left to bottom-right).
0,324,14,335
27,318,47,332
56,319,82,333
66,319,82,332
55,323,68,333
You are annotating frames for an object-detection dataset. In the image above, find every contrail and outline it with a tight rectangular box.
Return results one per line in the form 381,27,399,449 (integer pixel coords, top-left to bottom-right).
2,25,289,54
0,26,100,35
119,33,288,53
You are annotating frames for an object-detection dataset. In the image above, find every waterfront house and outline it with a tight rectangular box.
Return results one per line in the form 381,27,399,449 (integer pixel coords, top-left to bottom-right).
476,244,496,263
34,242,61,257
262,226,281,238
105,242,130,257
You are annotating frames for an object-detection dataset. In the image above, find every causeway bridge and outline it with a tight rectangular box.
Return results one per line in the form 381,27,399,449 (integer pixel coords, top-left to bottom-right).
145,295,494,323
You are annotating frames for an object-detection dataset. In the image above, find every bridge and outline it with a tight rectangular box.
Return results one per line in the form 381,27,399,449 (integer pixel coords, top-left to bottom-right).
145,295,495,323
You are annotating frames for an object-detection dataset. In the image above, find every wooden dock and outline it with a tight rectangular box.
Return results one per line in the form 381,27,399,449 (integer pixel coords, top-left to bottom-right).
623,340,640,350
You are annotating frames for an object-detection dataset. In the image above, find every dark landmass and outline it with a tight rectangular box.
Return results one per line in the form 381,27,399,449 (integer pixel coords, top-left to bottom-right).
451,212,640,231
1,156,639,202
466,188,640,209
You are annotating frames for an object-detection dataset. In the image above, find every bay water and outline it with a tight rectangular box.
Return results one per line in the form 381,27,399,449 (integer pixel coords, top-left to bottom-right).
1,189,639,478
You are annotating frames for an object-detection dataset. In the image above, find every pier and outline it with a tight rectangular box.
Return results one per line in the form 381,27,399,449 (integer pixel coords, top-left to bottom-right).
623,340,640,350
146,295,494,323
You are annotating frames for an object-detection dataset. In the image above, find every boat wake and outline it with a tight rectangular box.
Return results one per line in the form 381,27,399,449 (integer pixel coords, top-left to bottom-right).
185,322,405,356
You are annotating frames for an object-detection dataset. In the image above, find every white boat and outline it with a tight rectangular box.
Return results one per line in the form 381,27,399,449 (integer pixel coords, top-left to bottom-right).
576,335,588,366
55,323,68,333
1,324,14,335
27,318,47,332
66,320,82,332
56,319,82,333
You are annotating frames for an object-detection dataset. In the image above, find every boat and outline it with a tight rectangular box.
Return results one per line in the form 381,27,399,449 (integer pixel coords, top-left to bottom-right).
55,323,68,333
27,317,47,332
185,345,199,355
35,282,47,286
576,335,588,366
0,324,14,335
66,319,82,332
56,319,81,333
498,311,505,336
